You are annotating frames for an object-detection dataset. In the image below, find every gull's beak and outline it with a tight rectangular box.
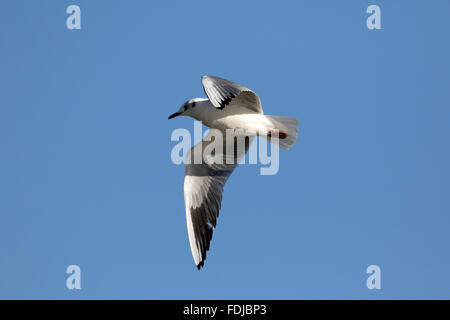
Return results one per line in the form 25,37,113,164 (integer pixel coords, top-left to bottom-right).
168,112,181,119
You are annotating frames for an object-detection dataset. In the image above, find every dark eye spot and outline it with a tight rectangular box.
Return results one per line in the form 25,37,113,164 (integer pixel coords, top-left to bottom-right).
192,101,196,107
184,105,188,111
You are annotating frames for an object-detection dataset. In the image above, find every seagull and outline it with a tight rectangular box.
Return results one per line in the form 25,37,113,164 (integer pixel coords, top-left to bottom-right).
169,75,298,269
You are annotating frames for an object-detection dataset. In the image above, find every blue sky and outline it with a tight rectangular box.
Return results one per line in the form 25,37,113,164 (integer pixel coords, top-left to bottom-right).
1,0,449,299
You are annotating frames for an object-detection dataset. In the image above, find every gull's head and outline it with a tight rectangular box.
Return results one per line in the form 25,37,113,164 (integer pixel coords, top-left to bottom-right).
168,98,204,120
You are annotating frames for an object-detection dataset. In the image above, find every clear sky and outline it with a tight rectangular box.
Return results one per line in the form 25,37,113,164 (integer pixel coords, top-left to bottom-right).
1,0,449,299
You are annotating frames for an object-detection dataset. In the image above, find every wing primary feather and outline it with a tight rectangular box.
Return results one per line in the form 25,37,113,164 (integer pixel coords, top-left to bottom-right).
201,75,262,113
184,131,255,269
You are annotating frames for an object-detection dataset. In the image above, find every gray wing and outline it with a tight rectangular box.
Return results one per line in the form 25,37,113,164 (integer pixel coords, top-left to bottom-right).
201,75,263,114
184,129,254,269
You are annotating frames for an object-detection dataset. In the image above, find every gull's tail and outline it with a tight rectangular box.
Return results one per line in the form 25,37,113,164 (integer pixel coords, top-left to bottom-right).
263,115,299,150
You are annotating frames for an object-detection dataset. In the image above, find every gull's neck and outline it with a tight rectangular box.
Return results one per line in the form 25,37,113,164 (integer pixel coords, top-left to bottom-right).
189,98,218,124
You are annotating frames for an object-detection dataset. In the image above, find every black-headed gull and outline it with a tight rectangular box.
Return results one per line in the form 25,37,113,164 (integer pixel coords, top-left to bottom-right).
169,75,298,269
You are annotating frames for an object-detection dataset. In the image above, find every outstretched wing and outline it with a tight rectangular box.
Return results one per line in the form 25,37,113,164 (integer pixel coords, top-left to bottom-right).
184,129,254,269
201,75,263,114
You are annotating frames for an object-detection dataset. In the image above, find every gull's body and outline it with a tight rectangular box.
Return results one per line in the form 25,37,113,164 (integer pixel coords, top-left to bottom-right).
169,75,298,269
184,99,272,135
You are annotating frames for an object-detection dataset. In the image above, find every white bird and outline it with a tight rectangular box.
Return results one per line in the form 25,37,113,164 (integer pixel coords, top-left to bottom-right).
169,75,298,269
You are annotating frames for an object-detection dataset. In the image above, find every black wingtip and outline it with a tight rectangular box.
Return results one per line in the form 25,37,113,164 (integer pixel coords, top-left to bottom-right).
218,94,235,109
196,260,205,270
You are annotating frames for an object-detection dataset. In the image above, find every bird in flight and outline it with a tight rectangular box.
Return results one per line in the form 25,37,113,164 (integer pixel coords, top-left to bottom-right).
169,75,298,269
